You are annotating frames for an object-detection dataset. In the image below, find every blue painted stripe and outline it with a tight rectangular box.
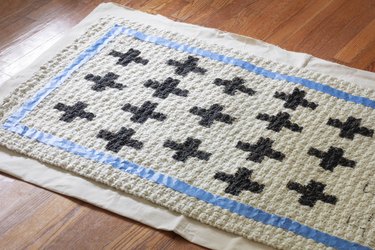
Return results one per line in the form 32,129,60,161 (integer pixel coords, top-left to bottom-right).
120,26,375,109
4,24,124,128
3,123,370,250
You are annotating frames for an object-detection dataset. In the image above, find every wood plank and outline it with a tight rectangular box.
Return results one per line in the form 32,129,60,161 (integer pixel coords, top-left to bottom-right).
264,0,334,44
0,174,204,249
335,19,375,63
280,0,375,59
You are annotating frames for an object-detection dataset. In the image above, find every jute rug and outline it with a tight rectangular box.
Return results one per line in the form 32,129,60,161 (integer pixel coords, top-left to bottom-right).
0,14,374,250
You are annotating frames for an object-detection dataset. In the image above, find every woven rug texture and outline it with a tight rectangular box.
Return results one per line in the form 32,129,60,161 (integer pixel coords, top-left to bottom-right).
0,17,374,250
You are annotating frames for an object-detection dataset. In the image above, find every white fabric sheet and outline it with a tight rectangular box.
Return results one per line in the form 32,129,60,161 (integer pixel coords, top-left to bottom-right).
0,3,374,249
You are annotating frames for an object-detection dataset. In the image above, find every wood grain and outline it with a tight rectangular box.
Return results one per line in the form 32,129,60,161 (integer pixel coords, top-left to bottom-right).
1,0,375,249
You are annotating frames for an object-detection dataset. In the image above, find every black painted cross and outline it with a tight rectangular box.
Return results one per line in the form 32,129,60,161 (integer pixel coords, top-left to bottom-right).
167,56,207,76
144,77,188,99
274,88,318,110
236,137,285,163
163,137,211,162
122,101,167,124
109,49,149,67
327,116,374,140
256,112,303,132
189,104,235,127
214,168,264,196
213,77,255,96
308,146,356,171
287,180,337,207
84,72,125,91
54,101,95,123
97,127,143,153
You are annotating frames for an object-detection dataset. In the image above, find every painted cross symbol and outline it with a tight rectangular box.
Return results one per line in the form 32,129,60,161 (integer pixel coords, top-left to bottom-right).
214,168,264,196
189,104,235,127
167,56,207,76
84,72,125,91
213,77,255,96
97,127,143,153
236,137,285,163
287,180,337,207
122,101,167,124
327,116,374,140
308,146,356,171
54,101,95,122
274,88,318,110
256,112,303,132
144,77,188,99
109,49,149,67
163,137,211,162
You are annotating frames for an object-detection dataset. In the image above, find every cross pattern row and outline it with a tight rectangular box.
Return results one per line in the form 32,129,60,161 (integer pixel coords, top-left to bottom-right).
53,101,236,127
53,102,307,138
83,71,259,98
88,49,322,111
109,49,207,77
83,72,259,99
214,167,337,207
53,100,374,139
83,71,321,115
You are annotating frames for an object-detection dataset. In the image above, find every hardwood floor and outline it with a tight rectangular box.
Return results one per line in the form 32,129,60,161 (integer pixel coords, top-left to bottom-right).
0,174,202,249
1,0,375,249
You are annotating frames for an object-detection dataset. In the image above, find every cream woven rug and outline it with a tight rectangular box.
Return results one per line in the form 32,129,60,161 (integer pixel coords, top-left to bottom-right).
1,9,374,250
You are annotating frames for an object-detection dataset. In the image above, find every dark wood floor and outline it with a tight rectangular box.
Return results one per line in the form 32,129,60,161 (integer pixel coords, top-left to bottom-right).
1,0,375,249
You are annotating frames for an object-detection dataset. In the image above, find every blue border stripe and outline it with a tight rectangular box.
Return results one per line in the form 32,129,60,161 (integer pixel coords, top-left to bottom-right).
4,123,370,250
2,24,372,249
121,27,375,109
